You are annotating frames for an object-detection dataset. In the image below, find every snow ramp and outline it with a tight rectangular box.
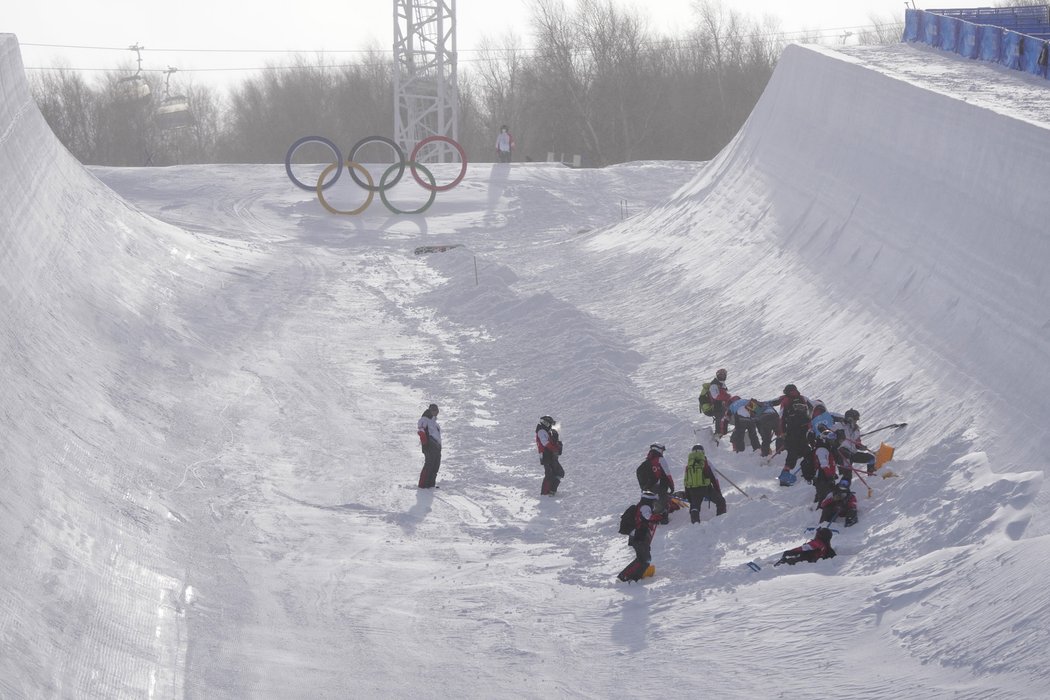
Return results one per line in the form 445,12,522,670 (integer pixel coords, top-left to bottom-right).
0,33,237,697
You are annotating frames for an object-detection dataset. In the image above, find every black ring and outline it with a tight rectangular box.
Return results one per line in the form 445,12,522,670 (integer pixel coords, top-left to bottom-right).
348,136,406,192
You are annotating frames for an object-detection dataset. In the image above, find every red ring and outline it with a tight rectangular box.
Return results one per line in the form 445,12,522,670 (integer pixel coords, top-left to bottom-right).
409,136,468,192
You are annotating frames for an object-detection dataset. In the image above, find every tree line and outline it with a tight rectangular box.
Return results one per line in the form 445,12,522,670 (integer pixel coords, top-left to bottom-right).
29,0,902,168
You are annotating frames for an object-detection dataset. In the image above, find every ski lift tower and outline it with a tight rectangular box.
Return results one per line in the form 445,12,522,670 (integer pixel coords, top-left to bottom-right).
393,0,459,160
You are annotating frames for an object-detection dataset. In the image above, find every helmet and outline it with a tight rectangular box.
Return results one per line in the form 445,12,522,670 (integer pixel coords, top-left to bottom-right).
691,444,705,452
640,490,657,500
844,408,860,422
812,399,826,415
783,384,798,396
649,443,666,455
539,415,555,428
715,368,727,381
815,527,833,543
837,478,850,489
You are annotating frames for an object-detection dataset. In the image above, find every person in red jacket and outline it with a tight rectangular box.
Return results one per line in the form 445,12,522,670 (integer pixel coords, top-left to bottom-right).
417,403,442,488
774,527,836,566
818,482,858,527
536,415,564,495
617,491,664,582
708,368,732,437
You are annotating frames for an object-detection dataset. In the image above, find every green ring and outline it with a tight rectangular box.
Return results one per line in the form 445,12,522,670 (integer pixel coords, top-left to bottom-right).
379,160,437,215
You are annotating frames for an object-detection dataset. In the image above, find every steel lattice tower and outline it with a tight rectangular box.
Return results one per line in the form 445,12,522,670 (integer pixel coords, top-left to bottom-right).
393,0,459,160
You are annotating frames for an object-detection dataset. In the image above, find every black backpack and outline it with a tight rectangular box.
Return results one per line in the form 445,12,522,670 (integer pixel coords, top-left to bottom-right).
618,504,639,535
636,460,654,490
785,397,811,432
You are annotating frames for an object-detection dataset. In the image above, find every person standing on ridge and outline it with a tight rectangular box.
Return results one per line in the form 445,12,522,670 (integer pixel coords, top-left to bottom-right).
496,124,514,163
536,415,564,495
417,403,442,488
682,444,727,523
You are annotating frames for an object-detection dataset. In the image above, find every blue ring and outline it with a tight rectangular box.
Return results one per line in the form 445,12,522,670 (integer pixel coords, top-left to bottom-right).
285,136,342,191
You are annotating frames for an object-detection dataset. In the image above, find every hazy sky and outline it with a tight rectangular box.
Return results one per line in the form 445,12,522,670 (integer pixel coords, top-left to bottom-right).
8,0,909,91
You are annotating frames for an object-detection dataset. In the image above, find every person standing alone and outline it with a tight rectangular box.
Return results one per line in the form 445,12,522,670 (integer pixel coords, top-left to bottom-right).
496,124,514,163
417,403,442,488
536,415,564,495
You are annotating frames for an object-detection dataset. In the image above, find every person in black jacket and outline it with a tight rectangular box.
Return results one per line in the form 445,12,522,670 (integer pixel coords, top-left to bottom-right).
617,491,664,582
635,443,675,523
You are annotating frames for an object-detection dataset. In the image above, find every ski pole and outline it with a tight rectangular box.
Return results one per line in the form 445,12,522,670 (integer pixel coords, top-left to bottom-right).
860,422,907,438
847,467,873,498
712,467,751,500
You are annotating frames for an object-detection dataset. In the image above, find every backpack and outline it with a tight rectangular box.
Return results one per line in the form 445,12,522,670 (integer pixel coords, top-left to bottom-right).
636,460,654,490
618,504,639,535
684,451,711,489
698,382,714,416
784,397,811,432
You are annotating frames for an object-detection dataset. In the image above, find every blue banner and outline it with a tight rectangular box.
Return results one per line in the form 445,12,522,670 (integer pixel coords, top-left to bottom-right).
903,9,920,42
957,22,979,59
903,9,1049,82
939,16,961,52
1020,36,1047,75
978,25,1003,62
921,12,940,45
1001,31,1023,69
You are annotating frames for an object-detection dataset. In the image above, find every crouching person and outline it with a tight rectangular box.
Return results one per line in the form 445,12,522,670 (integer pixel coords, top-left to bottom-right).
818,481,858,528
774,527,836,566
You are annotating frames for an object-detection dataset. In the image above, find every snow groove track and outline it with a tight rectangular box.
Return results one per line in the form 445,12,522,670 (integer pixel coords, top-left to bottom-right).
5,28,1050,697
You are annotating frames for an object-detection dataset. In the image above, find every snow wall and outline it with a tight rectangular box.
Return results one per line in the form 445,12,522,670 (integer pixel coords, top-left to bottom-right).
0,33,210,697
584,41,1050,502
741,43,1050,413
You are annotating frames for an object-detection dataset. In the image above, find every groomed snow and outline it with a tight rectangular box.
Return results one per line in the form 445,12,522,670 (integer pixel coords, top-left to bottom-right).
2,33,1049,698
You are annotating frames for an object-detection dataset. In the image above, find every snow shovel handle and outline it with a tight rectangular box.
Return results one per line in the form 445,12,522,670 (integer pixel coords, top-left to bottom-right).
847,467,874,498
712,467,751,500
860,422,907,438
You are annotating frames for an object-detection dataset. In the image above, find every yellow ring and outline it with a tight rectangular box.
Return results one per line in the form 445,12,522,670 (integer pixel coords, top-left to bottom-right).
316,161,375,215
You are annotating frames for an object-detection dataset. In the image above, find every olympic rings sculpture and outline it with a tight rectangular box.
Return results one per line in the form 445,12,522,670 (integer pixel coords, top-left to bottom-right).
284,134,468,215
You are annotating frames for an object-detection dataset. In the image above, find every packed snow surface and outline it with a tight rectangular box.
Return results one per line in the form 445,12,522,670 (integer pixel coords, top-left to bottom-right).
1,33,1049,698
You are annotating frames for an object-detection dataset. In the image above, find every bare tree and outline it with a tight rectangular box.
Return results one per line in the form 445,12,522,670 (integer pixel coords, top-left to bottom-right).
30,65,100,163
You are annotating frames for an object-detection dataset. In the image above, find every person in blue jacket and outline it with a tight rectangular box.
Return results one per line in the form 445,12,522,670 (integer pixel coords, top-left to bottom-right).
728,397,761,453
